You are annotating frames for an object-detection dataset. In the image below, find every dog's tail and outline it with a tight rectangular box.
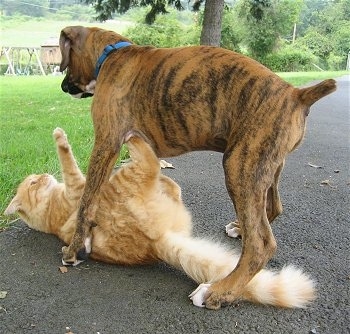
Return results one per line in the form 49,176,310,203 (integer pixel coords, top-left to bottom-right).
298,79,336,107
156,232,315,308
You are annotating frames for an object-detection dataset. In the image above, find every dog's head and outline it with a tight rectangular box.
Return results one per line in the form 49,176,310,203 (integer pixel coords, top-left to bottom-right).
59,26,132,99
59,26,100,98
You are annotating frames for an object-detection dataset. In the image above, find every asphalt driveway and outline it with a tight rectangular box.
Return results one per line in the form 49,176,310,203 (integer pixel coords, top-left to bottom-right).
0,75,349,334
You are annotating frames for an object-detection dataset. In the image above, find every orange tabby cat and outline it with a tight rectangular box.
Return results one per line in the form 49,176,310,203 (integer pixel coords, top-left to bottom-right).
5,128,315,308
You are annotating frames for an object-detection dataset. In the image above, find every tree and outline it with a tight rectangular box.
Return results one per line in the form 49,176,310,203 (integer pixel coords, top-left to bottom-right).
199,0,224,46
296,0,350,69
83,0,224,46
84,0,185,23
220,7,243,51
297,0,333,37
296,29,333,59
237,0,303,59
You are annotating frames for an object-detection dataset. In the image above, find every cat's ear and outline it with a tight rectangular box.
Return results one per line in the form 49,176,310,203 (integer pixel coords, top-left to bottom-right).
4,196,21,215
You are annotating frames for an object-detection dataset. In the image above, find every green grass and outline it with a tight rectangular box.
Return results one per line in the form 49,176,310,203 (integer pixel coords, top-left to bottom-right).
0,75,127,230
277,71,348,86
0,71,348,230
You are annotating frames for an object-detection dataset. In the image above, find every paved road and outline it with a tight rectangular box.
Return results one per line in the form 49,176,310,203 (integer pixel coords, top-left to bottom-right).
1,76,349,334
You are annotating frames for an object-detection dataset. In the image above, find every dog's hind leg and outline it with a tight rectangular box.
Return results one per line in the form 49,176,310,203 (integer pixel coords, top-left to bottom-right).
205,148,277,309
225,160,284,238
266,160,284,223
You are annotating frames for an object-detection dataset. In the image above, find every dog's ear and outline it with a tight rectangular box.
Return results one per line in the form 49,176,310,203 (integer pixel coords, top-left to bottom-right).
59,26,89,72
298,79,336,107
4,195,21,215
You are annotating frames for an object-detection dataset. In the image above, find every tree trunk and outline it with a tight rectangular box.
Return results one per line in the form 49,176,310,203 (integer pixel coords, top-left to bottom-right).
200,0,225,46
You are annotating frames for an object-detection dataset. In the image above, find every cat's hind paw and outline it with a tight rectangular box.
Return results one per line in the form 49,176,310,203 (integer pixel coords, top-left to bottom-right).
225,222,241,238
123,130,148,143
189,283,211,308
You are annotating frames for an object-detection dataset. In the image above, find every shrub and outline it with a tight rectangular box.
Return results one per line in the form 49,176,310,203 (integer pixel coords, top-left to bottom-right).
262,46,316,72
295,29,333,60
327,53,347,71
125,12,199,47
124,7,200,47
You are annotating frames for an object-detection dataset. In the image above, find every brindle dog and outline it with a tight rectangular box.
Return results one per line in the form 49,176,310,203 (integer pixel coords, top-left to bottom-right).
59,26,336,309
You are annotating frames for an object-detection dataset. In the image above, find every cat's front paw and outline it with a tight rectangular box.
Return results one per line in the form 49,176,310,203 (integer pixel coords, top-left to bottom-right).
53,127,69,149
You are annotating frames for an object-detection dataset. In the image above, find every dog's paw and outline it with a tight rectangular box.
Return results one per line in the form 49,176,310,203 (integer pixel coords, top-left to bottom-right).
61,241,90,267
204,291,230,310
204,282,242,310
53,127,69,149
225,222,241,238
189,283,211,308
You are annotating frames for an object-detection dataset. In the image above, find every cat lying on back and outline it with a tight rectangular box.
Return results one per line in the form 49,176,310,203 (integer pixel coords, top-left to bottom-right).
5,128,315,308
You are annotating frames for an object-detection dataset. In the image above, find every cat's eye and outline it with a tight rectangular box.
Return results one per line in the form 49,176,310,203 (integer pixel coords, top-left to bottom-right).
30,180,38,186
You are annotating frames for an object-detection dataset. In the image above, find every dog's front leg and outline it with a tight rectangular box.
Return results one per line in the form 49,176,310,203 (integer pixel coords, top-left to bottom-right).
62,134,122,265
205,152,277,309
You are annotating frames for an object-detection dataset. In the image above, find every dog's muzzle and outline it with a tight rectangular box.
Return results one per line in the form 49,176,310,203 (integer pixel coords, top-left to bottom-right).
61,76,94,99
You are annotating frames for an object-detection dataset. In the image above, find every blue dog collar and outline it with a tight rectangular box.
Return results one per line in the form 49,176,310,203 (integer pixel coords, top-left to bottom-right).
95,42,132,78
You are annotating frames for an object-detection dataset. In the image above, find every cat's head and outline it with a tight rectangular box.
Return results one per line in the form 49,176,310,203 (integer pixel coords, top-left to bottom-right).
4,173,58,232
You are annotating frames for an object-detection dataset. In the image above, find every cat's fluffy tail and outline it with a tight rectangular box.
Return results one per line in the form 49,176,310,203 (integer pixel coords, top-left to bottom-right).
156,232,315,308
241,265,315,308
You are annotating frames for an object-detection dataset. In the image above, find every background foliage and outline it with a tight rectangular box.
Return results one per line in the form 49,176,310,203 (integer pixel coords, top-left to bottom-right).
1,0,349,71
124,8,200,47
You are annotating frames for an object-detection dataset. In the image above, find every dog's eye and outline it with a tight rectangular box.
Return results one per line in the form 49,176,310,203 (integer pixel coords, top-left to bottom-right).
30,180,38,186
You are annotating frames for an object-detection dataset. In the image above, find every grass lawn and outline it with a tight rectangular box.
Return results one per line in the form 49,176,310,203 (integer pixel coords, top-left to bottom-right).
0,76,93,228
0,71,348,230
277,71,348,86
